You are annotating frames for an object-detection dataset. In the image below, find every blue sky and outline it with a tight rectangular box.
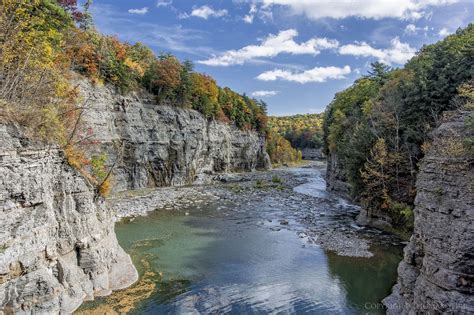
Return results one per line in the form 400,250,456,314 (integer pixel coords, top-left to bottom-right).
89,0,473,115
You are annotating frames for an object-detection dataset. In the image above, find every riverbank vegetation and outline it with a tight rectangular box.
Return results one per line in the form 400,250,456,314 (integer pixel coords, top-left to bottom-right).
323,25,473,232
269,114,324,149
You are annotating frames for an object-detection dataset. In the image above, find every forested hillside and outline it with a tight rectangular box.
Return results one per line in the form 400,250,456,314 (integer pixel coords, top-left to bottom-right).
323,25,473,232
269,114,324,149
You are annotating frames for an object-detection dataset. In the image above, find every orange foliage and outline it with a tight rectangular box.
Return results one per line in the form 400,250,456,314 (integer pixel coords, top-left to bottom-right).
216,108,230,123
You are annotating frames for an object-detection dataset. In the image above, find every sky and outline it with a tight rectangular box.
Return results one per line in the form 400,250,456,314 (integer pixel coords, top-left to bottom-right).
88,0,473,116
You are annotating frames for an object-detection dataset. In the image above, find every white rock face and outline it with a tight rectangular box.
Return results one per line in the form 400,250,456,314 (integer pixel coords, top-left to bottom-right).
78,80,271,192
0,125,137,313
383,110,474,314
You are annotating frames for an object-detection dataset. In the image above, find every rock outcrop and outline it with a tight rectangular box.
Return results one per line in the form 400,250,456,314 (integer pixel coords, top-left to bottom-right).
383,110,474,314
326,152,351,199
301,148,325,160
78,80,271,192
0,125,138,314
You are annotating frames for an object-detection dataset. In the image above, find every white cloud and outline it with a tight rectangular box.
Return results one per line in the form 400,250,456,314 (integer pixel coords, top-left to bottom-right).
183,5,228,19
260,0,458,20
404,24,418,34
243,3,258,23
156,0,172,7
128,7,148,15
339,37,416,65
251,90,279,97
256,65,351,84
438,27,451,36
198,29,339,66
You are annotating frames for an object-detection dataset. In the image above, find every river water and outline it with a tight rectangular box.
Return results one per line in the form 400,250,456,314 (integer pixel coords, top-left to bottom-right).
79,166,402,314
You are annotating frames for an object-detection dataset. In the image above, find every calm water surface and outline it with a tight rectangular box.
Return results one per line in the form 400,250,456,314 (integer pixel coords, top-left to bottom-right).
80,166,402,314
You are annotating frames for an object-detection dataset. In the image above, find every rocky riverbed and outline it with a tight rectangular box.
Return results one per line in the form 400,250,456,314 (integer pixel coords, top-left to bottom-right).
109,161,402,258
79,161,404,314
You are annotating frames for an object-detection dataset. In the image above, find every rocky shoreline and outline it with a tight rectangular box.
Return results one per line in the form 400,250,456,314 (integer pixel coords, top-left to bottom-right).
109,161,402,258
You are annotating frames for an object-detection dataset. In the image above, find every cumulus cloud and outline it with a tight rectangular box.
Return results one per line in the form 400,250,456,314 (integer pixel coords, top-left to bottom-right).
256,65,351,84
438,27,451,36
181,5,228,19
339,37,416,65
260,0,458,20
128,7,148,15
251,90,279,97
156,0,172,7
198,29,339,66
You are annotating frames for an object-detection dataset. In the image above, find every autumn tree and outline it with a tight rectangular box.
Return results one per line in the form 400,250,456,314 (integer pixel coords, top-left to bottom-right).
190,73,219,118
143,56,182,101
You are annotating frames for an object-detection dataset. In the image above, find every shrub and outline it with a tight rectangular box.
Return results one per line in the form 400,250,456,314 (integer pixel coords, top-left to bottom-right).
271,175,282,184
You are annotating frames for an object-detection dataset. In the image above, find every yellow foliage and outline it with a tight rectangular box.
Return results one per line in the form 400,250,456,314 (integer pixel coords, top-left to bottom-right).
98,177,112,197
124,58,145,77
266,131,302,165
64,146,88,170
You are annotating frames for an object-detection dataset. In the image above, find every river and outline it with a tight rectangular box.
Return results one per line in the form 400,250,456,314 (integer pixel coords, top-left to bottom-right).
78,163,402,314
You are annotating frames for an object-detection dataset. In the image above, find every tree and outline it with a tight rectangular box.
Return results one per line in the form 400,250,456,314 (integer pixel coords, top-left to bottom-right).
366,61,391,84
360,138,390,216
190,73,219,118
175,59,194,107
143,56,182,101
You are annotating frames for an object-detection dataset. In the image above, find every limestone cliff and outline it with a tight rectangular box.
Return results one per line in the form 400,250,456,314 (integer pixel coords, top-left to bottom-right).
0,79,271,312
78,80,271,192
0,125,138,313
383,110,474,314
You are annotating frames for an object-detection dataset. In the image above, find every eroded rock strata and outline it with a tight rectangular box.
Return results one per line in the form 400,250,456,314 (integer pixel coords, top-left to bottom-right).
0,125,138,313
78,80,271,192
383,110,474,314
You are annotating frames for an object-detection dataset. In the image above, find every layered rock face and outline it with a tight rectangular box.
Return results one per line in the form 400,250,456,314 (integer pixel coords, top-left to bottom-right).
326,153,351,199
0,125,137,313
301,148,324,160
384,110,474,314
78,81,271,192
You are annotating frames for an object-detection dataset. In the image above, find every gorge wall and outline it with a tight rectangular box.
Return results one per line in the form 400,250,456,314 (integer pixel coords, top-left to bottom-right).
0,125,137,313
0,79,271,312
78,80,271,193
383,110,473,314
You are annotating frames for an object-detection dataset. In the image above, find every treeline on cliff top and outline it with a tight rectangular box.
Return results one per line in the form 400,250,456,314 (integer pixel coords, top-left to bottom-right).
0,0,268,136
269,114,324,149
323,25,473,232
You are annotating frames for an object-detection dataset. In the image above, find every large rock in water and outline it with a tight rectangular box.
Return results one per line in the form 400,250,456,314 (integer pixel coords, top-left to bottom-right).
383,110,474,314
0,125,138,313
78,80,271,192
